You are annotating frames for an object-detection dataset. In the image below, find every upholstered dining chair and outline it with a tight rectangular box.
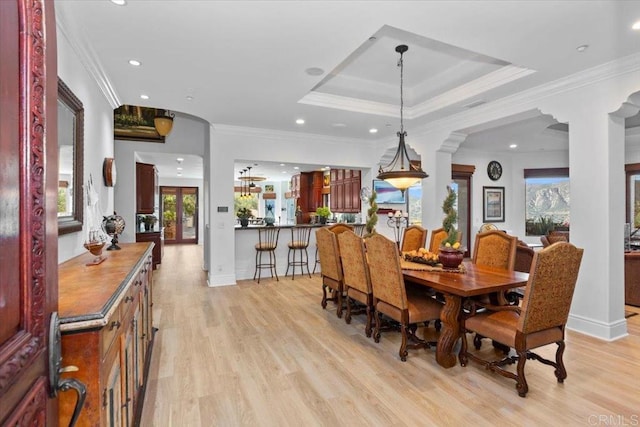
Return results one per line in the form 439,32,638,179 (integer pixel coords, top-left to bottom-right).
286,226,313,279
338,230,373,336
507,241,535,303
400,225,428,253
472,230,517,270
540,231,569,248
312,223,353,274
316,227,345,318
365,234,443,361
459,242,584,397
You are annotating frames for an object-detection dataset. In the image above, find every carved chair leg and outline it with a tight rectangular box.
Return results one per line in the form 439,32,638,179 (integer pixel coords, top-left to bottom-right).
365,305,372,338
345,296,352,324
373,310,381,343
321,284,328,309
435,320,442,332
458,330,468,366
515,350,529,398
336,288,343,318
473,333,484,350
399,324,409,362
555,340,567,382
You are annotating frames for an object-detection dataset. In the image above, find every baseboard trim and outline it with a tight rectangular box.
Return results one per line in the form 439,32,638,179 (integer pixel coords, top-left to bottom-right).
567,313,628,341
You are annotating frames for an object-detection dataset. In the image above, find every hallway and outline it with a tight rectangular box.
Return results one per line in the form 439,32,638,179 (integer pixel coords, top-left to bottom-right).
141,244,640,426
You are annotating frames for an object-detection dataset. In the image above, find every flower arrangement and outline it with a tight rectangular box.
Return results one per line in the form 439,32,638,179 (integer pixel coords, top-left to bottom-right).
441,186,462,250
315,206,331,218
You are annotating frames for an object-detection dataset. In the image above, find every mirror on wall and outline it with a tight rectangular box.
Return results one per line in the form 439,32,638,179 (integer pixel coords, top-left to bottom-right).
57,77,84,235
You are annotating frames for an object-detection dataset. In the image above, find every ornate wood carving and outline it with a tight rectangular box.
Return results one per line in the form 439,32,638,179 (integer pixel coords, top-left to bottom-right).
3,377,48,427
436,294,462,368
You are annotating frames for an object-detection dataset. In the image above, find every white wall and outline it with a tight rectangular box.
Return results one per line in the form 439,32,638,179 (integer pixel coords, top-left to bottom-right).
57,24,115,263
114,113,208,244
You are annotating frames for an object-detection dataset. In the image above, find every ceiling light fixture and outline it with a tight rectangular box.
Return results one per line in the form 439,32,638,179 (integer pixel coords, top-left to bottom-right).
176,157,184,163
369,128,378,133
509,144,518,149
632,20,640,30
238,169,245,197
296,119,305,125
110,0,126,5
576,44,589,53
305,67,324,76
128,59,141,66
154,110,175,136
377,45,428,194
140,94,149,100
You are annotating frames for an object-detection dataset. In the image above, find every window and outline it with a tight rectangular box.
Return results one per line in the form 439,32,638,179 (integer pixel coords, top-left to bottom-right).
524,168,570,236
625,164,640,228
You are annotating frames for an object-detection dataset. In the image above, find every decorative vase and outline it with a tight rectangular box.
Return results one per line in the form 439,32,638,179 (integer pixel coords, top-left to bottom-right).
84,241,106,265
240,218,249,228
438,247,464,269
264,216,275,226
144,222,152,231
319,216,327,225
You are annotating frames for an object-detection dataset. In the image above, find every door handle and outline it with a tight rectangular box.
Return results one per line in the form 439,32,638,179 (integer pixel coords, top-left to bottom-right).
49,312,87,427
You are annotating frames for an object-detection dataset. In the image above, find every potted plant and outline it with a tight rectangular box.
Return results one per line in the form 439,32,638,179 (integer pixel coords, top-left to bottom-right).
316,206,331,224
236,207,253,227
439,186,465,269
142,215,157,231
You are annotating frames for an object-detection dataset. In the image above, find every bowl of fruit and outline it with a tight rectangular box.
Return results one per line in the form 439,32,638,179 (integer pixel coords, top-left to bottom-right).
403,248,440,266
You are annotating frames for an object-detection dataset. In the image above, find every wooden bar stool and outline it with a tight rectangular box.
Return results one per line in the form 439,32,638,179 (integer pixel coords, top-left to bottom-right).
286,226,312,279
254,227,280,283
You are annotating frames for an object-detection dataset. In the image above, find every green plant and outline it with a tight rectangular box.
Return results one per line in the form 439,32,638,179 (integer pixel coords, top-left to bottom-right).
441,186,461,248
183,195,196,217
236,207,253,219
163,210,177,225
143,215,157,226
316,206,331,218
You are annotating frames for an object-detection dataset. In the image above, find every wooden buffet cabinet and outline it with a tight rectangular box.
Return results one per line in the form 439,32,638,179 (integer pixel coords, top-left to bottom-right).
58,243,155,426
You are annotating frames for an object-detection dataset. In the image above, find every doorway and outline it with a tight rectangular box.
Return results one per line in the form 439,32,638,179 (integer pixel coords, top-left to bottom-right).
161,186,199,244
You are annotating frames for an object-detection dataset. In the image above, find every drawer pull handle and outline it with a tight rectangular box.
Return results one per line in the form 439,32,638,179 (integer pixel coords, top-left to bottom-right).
109,321,121,330
60,365,79,373
124,296,134,303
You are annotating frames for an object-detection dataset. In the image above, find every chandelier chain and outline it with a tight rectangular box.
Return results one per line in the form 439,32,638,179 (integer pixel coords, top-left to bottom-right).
399,53,404,135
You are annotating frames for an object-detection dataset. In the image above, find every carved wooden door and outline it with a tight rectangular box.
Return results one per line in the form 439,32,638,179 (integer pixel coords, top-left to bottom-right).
0,0,58,425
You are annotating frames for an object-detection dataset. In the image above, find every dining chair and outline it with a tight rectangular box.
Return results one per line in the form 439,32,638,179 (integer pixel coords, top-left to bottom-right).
540,230,569,247
286,226,313,279
253,227,281,283
338,230,373,336
459,241,584,397
365,234,443,361
400,225,428,253
507,240,535,303
316,227,345,318
313,223,353,274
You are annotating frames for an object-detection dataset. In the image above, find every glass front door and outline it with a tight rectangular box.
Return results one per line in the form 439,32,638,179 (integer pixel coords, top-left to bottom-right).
161,186,198,244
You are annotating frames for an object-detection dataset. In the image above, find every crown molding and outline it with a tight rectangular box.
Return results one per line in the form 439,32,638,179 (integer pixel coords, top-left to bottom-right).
439,132,467,154
56,7,121,109
212,124,373,147
298,92,398,117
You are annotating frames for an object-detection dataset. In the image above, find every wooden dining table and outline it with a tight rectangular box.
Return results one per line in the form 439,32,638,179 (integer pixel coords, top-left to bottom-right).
403,261,529,368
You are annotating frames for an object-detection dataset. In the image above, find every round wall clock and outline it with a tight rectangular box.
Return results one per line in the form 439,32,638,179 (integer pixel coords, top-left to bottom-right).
103,157,117,187
487,160,502,181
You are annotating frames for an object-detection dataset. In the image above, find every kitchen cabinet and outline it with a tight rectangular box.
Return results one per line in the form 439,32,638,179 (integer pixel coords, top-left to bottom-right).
136,231,163,269
625,251,640,306
58,243,155,426
330,169,361,213
136,162,157,214
290,171,324,223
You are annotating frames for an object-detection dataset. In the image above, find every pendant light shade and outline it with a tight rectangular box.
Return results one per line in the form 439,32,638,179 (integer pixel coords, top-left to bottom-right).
377,45,428,193
154,110,175,136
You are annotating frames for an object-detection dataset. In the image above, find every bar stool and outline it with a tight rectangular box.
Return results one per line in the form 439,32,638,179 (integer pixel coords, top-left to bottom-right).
286,226,312,279
254,227,280,283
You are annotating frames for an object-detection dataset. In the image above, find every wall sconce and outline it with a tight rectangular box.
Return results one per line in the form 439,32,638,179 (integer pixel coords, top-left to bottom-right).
154,110,175,136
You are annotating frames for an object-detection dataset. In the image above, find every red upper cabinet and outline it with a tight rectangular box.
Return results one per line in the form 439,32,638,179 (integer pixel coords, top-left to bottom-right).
136,162,157,214
329,169,361,213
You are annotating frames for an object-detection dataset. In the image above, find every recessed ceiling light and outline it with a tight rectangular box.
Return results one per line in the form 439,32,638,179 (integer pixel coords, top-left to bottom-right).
110,0,126,5
332,123,346,128
186,95,194,101
177,167,183,171
282,171,287,173
369,128,378,134
140,94,149,100
305,67,324,76
632,20,640,30
176,157,184,163
509,144,518,149
296,119,305,125
128,59,141,66
279,163,285,167
293,166,299,170
576,44,589,52
177,172,182,176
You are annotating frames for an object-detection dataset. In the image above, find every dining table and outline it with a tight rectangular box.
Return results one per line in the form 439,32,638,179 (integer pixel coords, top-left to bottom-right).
402,261,529,368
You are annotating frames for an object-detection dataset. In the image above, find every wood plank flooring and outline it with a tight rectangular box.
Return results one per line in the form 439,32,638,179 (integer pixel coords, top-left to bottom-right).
141,244,640,426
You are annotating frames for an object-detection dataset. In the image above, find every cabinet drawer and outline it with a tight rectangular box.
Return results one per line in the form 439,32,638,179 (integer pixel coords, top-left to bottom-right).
101,306,123,358
121,283,138,318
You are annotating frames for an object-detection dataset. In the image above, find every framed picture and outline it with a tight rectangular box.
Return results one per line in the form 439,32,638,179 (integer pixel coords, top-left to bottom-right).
264,184,274,193
373,179,406,204
483,186,505,222
114,104,166,143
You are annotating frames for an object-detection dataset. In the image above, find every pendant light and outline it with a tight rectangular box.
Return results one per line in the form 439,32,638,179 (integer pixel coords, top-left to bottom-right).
242,168,249,199
377,45,428,194
238,169,245,197
154,110,175,136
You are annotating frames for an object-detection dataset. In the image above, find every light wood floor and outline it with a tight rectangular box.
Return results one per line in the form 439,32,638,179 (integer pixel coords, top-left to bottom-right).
141,244,640,426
